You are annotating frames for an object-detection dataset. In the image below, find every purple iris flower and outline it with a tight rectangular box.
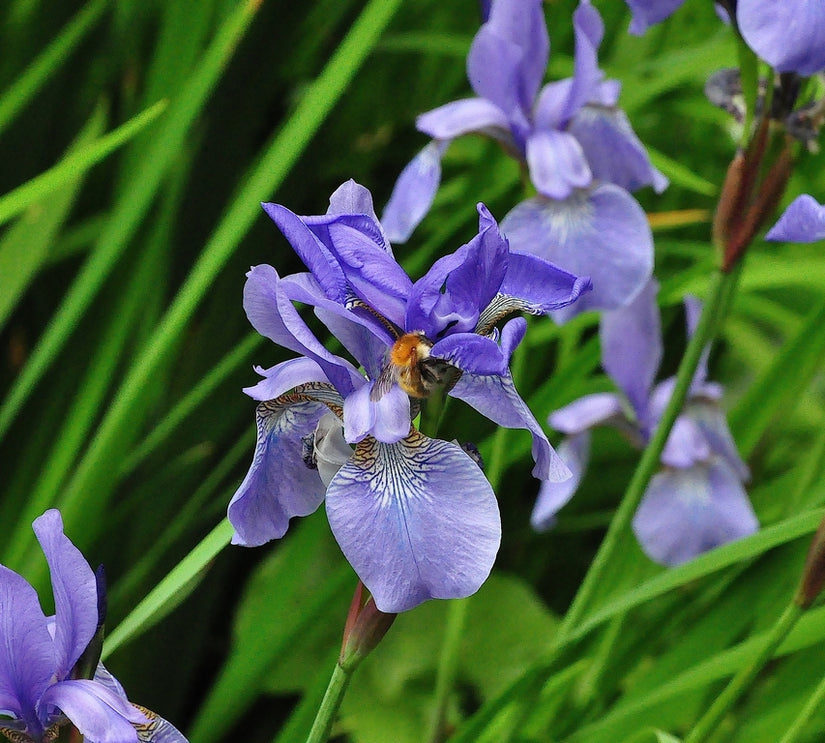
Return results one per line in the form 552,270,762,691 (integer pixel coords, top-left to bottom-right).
0,510,188,743
382,0,663,318
531,281,758,566
626,0,825,76
228,180,591,612
766,194,825,242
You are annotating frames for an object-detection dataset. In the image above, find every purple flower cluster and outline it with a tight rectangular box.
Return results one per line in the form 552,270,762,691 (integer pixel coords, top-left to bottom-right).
227,180,591,612
531,281,758,566
0,510,187,743
627,0,825,77
382,0,664,319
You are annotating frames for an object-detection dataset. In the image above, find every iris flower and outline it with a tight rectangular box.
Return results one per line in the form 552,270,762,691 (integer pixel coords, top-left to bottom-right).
228,180,591,611
531,281,758,566
0,510,187,743
382,0,662,318
626,0,825,76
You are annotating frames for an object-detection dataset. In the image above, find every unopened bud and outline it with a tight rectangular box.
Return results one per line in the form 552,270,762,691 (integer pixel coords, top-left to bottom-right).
795,513,825,609
339,582,396,672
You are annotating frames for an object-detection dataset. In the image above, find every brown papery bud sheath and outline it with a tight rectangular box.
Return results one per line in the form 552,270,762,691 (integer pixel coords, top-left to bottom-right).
795,513,825,609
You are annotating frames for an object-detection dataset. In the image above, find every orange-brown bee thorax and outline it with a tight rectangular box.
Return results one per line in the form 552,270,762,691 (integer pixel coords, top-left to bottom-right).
390,331,432,367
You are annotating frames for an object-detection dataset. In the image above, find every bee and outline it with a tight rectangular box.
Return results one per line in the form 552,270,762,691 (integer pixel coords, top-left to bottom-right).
370,331,461,401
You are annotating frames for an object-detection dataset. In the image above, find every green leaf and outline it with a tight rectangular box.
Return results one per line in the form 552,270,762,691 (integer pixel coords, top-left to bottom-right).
0,102,105,332
0,99,167,227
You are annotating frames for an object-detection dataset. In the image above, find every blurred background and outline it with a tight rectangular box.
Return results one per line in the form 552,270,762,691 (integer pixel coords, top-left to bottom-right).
3,1,825,741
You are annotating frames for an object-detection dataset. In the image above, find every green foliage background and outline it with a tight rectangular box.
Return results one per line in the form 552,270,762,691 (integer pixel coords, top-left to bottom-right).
2,0,825,741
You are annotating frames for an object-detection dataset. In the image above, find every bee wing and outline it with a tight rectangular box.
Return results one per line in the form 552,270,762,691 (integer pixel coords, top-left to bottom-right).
370,363,400,401
133,705,189,743
419,357,461,394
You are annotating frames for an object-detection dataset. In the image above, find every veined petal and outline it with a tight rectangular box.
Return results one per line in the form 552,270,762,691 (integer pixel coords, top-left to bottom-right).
32,510,98,682
417,98,513,144
243,264,363,396
343,383,411,444
0,566,54,726
531,434,589,531
228,397,329,546
632,460,759,566
448,367,570,481
765,195,825,243
40,679,146,743
600,279,661,422
500,185,654,318
382,140,448,244
407,203,509,338
625,0,686,35
526,130,592,200
569,105,668,193
325,431,500,612
738,0,825,76
131,705,189,743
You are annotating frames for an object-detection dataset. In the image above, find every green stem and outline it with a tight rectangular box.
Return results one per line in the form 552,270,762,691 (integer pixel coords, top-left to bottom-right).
306,663,353,743
427,598,470,743
778,662,825,743
558,267,738,640
684,602,803,743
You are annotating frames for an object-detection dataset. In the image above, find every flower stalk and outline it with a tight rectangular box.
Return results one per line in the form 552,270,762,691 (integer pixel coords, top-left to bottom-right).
308,581,397,743
683,508,825,742
558,266,738,639
683,602,803,743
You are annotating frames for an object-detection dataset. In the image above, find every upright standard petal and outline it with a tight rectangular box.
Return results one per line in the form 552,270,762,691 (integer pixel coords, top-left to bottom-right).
32,510,98,681
325,430,500,612
466,0,548,119
261,203,348,303
0,566,54,727
382,140,448,244
531,433,590,531
561,0,606,123
243,264,363,396
632,460,758,566
765,194,825,243
501,184,653,318
738,0,825,76
228,397,329,546
600,279,661,423
406,203,509,338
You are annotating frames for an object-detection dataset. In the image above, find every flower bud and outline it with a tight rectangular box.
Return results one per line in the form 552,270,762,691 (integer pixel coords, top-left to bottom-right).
795,513,825,609
339,582,397,672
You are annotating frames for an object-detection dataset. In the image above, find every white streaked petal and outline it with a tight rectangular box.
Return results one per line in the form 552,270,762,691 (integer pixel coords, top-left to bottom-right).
326,431,500,612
